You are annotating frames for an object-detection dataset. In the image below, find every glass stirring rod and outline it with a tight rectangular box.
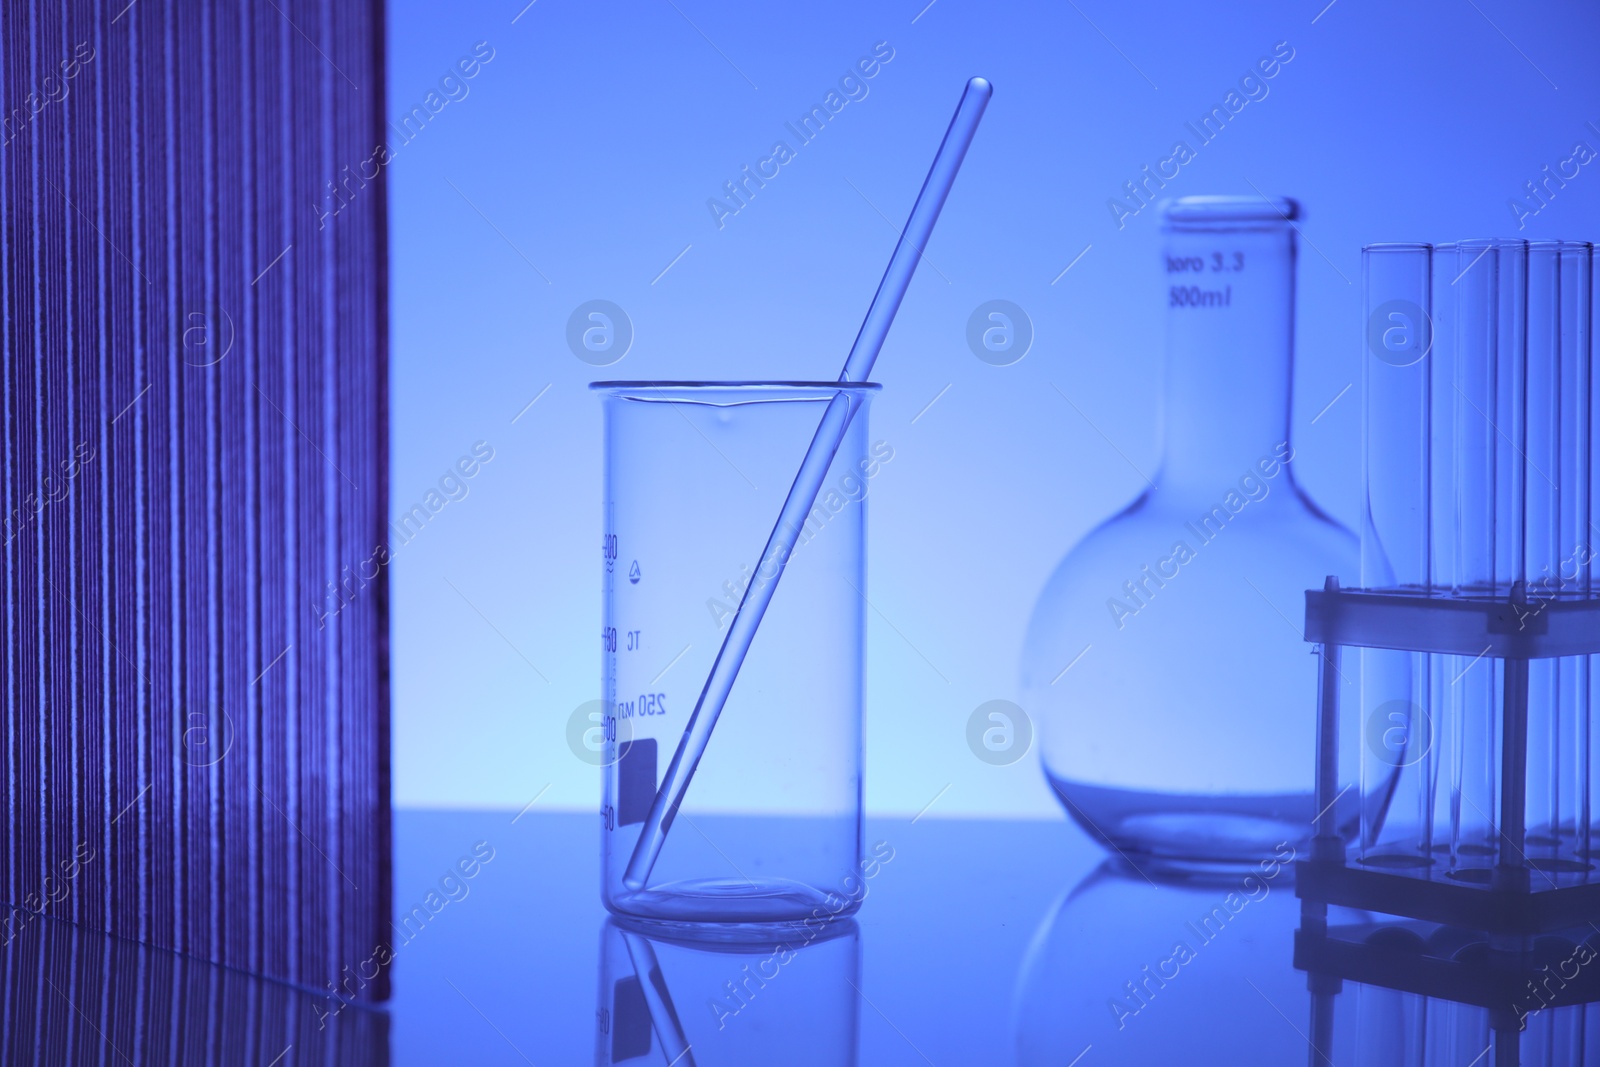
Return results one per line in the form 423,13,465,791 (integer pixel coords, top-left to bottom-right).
623,77,993,893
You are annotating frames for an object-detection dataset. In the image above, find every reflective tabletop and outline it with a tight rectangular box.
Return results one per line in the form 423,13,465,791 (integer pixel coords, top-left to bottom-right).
388,810,1098,1066
8,810,1598,1065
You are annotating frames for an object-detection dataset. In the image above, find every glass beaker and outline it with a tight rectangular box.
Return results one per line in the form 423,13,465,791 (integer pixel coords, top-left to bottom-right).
1020,196,1361,868
594,381,878,925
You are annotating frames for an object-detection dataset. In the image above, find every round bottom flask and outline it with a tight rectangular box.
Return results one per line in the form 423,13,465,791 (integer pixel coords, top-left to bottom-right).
1021,196,1360,869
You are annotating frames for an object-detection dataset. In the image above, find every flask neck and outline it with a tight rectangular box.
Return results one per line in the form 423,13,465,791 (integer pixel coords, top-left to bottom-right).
1157,217,1297,495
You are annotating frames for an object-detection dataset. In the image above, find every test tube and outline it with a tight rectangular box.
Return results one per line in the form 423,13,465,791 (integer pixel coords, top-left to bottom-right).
1435,240,1527,597
1362,244,1435,593
1524,242,1561,863
1359,244,1435,865
1524,242,1593,872
1431,240,1530,871
1589,245,1600,871
1495,241,1531,597
1559,242,1595,871
1488,240,1528,880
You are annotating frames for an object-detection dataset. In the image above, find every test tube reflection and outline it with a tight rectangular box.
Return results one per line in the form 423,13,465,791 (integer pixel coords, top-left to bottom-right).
1314,957,1600,1067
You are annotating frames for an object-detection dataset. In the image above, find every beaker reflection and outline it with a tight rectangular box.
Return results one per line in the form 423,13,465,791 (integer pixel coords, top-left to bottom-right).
594,917,860,1066
1014,856,1313,1066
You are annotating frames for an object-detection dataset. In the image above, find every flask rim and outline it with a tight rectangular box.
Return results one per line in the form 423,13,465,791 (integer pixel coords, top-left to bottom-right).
1160,195,1300,225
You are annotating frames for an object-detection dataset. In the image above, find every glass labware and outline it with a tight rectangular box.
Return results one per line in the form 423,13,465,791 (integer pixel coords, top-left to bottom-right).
1021,196,1361,868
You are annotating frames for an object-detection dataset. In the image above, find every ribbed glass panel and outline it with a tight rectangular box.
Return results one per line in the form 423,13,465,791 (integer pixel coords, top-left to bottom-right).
0,0,390,1004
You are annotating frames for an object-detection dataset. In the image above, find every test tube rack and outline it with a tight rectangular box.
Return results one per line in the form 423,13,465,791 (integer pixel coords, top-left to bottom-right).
1297,576,1600,935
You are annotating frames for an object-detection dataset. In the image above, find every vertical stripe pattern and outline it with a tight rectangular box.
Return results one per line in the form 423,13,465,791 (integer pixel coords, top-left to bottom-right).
0,0,391,1003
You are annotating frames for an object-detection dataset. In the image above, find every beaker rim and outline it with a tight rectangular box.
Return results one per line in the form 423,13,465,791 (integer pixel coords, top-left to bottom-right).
590,380,882,392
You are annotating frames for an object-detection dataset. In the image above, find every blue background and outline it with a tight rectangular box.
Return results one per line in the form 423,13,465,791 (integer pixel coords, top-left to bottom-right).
385,0,1600,817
